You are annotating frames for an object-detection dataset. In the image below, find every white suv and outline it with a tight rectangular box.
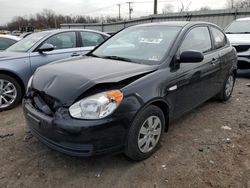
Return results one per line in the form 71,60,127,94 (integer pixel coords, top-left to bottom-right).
225,17,250,69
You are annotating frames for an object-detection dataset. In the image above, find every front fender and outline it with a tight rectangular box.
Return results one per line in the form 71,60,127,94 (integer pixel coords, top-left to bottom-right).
0,57,31,88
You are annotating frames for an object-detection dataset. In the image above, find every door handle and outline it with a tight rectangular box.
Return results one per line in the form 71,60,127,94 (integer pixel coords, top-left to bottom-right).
71,53,80,57
211,58,218,65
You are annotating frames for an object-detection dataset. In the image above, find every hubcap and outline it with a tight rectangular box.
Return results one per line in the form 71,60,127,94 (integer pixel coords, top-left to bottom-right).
138,115,162,153
0,79,17,109
225,75,234,97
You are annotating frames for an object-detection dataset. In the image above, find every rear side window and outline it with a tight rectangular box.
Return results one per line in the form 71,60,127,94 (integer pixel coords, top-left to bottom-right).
211,27,226,49
180,27,212,53
44,32,76,50
80,32,105,47
0,38,16,50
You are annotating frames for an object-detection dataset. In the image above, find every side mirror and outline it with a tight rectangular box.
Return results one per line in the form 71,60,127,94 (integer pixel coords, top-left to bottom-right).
179,50,204,63
37,43,55,53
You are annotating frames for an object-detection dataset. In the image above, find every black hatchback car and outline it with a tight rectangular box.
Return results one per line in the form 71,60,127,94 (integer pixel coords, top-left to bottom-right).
23,22,237,161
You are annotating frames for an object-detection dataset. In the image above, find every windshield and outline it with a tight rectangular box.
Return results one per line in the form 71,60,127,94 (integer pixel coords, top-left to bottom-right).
7,32,50,52
92,26,182,65
225,20,250,34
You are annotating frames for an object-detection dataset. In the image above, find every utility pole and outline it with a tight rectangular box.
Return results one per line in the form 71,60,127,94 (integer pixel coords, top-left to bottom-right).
127,2,133,20
118,4,121,20
154,0,158,14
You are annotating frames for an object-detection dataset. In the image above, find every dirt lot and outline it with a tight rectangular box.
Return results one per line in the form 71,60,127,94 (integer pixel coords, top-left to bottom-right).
0,75,249,188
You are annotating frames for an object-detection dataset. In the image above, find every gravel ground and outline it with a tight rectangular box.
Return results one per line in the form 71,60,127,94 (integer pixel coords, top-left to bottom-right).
0,76,249,188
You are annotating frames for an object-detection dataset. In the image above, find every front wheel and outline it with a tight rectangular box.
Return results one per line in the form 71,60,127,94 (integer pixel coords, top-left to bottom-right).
217,73,235,101
125,105,165,161
0,74,22,111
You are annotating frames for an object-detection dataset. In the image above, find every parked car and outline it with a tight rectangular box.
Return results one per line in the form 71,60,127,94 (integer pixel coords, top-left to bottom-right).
23,22,237,161
0,35,20,51
19,32,33,39
0,29,109,111
225,17,250,69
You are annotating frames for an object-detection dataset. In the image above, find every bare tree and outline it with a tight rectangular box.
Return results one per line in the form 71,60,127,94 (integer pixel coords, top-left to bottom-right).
225,0,236,8
177,0,192,13
162,4,174,14
4,9,125,31
235,0,250,8
178,1,185,12
225,0,250,8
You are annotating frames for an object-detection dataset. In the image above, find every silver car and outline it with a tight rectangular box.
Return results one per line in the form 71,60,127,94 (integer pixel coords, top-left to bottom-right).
0,34,20,51
0,29,109,111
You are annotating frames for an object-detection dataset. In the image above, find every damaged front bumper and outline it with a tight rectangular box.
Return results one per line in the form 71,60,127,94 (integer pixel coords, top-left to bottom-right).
23,99,136,157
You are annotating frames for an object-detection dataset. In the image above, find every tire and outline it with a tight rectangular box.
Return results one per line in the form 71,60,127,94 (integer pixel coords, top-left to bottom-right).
216,72,235,101
125,105,165,161
0,74,22,111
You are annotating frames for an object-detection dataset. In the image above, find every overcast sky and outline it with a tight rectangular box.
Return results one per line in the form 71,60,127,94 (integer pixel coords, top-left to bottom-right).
0,0,228,25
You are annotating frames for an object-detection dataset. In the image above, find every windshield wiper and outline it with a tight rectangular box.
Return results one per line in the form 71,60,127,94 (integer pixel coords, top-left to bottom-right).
102,55,136,63
226,31,250,34
86,53,101,58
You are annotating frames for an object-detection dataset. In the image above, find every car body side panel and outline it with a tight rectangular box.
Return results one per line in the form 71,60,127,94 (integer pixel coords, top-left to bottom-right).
120,68,177,121
219,47,237,83
170,51,221,119
0,57,31,87
29,47,82,72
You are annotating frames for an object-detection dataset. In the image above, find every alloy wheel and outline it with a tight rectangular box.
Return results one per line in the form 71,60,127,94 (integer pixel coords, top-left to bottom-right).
137,115,162,153
0,79,17,109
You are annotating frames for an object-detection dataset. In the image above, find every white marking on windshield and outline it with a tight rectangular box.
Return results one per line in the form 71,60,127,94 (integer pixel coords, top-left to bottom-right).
139,38,163,44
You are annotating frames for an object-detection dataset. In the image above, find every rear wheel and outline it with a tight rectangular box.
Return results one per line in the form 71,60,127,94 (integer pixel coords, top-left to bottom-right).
217,73,235,101
0,74,22,111
125,105,165,161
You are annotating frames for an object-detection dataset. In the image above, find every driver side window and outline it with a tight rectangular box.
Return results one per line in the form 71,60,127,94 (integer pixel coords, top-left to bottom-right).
43,32,76,50
180,27,212,53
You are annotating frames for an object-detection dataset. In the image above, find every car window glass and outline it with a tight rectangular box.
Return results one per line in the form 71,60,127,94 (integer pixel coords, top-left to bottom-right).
211,27,226,49
44,32,76,50
80,32,105,47
225,20,250,33
92,26,182,65
0,38,16,50
180,27,212,53
7,32,50,52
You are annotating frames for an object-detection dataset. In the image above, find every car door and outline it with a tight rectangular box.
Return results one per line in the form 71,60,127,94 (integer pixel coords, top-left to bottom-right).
29,31,81,72
210,26,232,87
172,26,222,118
79,31,105,55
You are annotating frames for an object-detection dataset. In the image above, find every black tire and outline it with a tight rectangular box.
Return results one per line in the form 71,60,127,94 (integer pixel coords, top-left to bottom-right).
125,105,165,161
0,74,22,111
216,72,235,101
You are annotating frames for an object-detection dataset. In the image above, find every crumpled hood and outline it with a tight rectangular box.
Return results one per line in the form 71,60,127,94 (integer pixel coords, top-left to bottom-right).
32,56,158,104
226,34,250,45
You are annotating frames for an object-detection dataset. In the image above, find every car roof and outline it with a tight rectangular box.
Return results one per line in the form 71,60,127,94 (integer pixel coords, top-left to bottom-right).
132,21,220,28
235,17,250,21
0,34,21,41
39,29,110,36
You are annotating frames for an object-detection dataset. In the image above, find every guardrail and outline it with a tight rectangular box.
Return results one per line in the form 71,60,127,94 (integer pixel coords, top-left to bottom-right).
61,7,250,32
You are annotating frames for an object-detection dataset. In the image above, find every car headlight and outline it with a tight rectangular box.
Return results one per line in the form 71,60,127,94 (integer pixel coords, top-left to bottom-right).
26,75,33,93
69,90,123,120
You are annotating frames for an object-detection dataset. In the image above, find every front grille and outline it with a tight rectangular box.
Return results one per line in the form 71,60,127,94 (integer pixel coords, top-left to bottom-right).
31,91,59,115
233,45,250,53
39,92,56,110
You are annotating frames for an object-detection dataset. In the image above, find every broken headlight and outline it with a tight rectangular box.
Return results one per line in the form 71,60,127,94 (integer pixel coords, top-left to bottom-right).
69,90,123,120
